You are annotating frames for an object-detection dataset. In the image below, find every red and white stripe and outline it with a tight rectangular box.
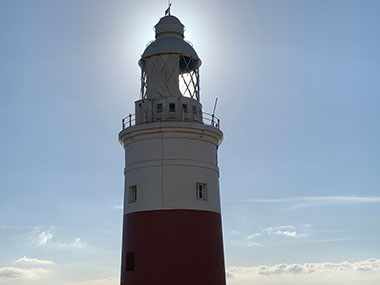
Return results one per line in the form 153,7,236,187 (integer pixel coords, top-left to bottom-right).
119,122,225,285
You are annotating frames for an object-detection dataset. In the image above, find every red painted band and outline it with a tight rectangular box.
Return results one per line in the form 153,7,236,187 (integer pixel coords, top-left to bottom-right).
120,209,226,285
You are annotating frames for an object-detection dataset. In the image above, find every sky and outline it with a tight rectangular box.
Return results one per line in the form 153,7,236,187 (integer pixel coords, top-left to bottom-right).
1,0,380,284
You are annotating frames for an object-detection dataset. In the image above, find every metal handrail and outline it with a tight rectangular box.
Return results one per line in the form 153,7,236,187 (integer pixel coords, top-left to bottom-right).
202,112,220,129
121,112,220,130
122,114,136,129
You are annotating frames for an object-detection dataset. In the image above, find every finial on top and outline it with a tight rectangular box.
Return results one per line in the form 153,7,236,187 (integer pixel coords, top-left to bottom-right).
165,1,172,16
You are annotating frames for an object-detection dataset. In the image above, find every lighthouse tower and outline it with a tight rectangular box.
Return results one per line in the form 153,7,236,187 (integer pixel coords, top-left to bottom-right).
119,13,225,285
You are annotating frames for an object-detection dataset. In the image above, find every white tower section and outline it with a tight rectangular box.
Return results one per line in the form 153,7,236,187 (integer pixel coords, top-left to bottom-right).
121,122,222,214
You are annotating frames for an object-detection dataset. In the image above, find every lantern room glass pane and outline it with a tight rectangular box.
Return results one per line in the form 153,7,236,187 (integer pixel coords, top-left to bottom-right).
140,55,200,101
141,60,147,99
179,56,200,101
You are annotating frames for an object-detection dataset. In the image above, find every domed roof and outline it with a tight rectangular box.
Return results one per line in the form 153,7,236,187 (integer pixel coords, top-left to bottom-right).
156,15,182,25
140,15,200,63
155,15,184,38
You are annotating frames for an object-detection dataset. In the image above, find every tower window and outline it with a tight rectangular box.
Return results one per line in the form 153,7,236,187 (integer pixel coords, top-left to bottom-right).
129,185,137,203
157,103,163,113
169,103,176,112
196,183,208,200
126,252,135,271
182,104,188,113
192,106,198,115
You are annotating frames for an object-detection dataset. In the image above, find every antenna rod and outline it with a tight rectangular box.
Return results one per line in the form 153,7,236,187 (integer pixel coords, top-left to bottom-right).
212,98,218,115
165,1,172,16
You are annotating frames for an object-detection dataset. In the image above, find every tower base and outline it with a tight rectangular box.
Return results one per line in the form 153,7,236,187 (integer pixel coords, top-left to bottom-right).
120,209,226,285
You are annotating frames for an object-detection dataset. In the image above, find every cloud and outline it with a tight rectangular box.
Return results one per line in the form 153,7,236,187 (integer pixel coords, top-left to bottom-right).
248,225,304,240
278,225,295,230
276,230,297,237
70,237,86,249
240,196,380,210
13,256,54,266
227,258,380,285
228,240,263,247
33,226,55,246
226,230,263,248
273,225,298,237
58,237,86,249
32,226,86,249
247,233,260,239
38,231,53,245
65,277,119,285
227,225,304,248
112,205,123,210
228,225,306,248
0,267,48,279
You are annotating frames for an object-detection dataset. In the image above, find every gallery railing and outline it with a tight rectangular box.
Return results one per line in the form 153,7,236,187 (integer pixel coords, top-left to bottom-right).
121,112,220,130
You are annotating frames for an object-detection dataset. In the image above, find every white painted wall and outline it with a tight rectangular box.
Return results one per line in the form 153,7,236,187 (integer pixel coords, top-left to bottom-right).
119,121,223,215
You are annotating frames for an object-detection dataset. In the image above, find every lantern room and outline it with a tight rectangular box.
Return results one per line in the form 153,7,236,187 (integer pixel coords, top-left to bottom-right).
121,14,219,130
139,15,201,101
130,15,205,126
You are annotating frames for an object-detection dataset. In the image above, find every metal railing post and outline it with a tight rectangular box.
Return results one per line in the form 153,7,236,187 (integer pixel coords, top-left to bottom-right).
212,114,215,127
129,114,132,127
122,118,125,130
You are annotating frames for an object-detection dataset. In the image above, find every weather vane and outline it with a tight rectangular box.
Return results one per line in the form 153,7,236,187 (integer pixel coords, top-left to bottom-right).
165,1,172,16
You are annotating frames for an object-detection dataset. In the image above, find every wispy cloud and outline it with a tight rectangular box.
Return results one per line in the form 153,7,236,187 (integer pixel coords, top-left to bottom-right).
112,205,123,210
13,256,54,265
240,196,380,210
226,230,263,248
276,230,297,237
57,237,86,249
65,277,119,285
227,258,380,285
33,226,55,246
228,240,264,247
38,231,53,246
249,225,306,240
227,225,305,248
32,226,86,249
0,267,48,279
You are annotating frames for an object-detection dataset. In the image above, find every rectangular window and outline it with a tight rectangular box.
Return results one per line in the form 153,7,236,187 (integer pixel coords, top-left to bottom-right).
157,103,163,113
182,104,188,113
196,183,208,200
129,185,137,203
192,106,198,115
126,252,135,271
169,103,176,112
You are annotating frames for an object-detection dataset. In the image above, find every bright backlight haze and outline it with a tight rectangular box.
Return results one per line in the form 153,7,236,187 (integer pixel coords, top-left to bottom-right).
1,0,380,284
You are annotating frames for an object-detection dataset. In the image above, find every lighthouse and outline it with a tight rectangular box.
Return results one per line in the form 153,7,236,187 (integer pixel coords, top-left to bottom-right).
119,12,226,285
